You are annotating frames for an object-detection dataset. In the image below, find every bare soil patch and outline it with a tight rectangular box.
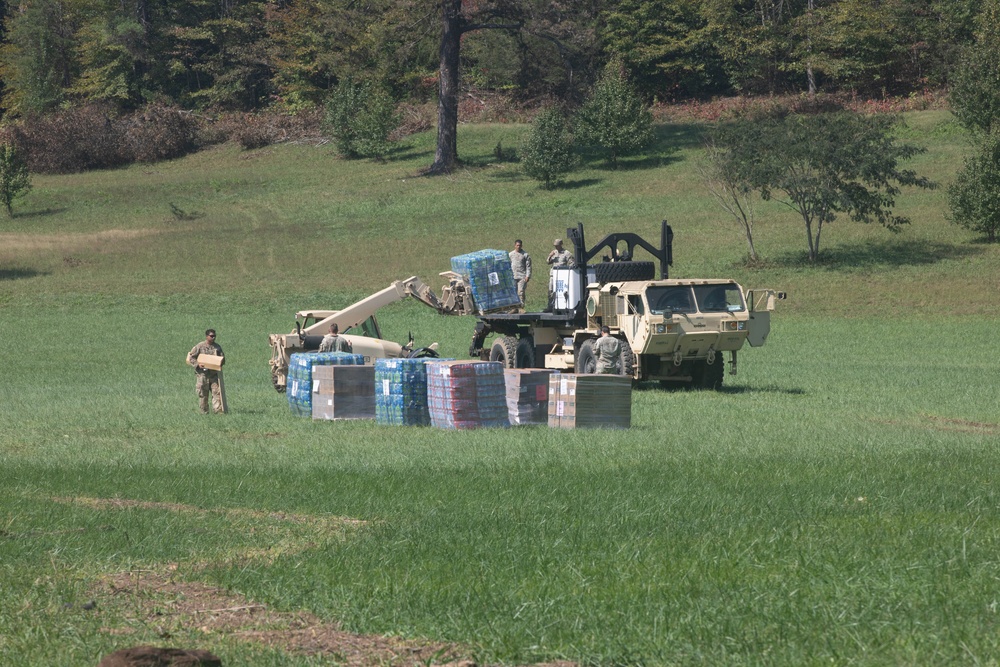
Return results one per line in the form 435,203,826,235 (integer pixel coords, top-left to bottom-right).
96,567,468,666
0,228,162,257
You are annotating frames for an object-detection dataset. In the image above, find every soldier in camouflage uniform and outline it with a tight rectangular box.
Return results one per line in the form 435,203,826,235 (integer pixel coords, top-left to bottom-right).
186,329,225,414
592,325,622,374
509,239,532,308
546,238,575,269
319,323,352,353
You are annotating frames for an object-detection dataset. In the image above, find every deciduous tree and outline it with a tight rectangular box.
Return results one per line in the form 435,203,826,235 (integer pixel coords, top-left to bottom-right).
714,112,934,261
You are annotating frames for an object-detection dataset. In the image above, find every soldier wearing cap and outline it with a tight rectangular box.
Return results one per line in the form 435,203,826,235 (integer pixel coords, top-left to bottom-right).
593,325,622,374
546,238,575,268
186,328,225,414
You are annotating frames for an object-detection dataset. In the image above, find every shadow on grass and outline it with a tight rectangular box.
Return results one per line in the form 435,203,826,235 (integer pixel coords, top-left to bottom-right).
768,239,984,271
16,207,68,219
635,382,805,395
0,267,48,280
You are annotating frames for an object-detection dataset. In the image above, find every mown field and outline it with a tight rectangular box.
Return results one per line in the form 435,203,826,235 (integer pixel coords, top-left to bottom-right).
2,111,999,666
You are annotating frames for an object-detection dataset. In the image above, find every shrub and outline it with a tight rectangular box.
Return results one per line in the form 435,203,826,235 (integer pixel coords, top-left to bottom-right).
120,103,199,162
2,103,201,173
0,142,31,216
520,107,578,189
574,58,654,168
324,80,400,160
948,132,1000,242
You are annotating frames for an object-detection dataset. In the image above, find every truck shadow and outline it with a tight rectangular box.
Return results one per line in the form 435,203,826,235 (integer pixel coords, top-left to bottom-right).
0,267,48,281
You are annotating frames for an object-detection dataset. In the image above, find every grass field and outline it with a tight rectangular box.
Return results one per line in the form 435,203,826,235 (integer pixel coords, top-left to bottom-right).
2,110,1000,666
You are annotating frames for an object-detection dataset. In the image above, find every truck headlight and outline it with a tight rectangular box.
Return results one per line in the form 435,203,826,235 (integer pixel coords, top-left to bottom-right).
724,321,747,331
656,323,675,334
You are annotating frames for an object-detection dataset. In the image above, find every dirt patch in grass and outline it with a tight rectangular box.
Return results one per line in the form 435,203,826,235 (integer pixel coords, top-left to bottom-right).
0,228,162,257
51,495,366,529
96,569,578,666
97,567,468,666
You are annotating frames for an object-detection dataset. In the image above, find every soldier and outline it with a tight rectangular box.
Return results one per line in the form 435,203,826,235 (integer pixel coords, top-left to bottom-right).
592,325,622,374
319,323,352,353
546,238,575,269
509,239,532,308
186,329,225,414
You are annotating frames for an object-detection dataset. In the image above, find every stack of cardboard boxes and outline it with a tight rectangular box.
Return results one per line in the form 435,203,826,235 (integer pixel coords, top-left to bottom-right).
548,373,632,429
311,365,376,420
503,368,555,425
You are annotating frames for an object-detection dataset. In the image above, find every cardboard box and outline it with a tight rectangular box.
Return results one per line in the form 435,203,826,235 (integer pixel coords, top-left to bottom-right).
312,394,376,420
197,354,224,371
547,373,631,429
504,368,555,425
311,365,375,395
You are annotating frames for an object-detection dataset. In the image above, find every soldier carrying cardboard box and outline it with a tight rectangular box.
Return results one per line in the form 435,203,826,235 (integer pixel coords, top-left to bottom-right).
187,328,226,414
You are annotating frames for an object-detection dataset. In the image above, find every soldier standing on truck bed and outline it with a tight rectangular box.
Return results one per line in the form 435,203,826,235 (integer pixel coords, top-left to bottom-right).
509,239,532,309
593,325,622,374
547,238,575,269
187,329,226,414
545,238,576,311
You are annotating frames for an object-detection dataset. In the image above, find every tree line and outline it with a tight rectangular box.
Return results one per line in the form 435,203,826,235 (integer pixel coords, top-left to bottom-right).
0,0,983,117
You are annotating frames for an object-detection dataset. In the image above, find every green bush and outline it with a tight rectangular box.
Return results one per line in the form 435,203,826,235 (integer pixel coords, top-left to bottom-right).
520,107,578,188
573,58,653,168
324,80,400,160
948,132,1000,242
0,142,31,216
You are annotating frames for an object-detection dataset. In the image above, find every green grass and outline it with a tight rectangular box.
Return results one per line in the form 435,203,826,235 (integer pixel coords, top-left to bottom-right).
2,111,1000,665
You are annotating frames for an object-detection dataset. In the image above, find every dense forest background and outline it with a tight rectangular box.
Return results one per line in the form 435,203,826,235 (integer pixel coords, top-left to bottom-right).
0,0,982,117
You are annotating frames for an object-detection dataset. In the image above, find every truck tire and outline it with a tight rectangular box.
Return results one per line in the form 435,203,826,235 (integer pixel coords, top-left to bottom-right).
490,335,520,368
620,344,635,379
515,336,536,368
691,358,724,390
594,261,656,284
575,339,597,374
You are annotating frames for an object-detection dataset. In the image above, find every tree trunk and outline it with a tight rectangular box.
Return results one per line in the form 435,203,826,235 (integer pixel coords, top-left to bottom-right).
428,0,462,175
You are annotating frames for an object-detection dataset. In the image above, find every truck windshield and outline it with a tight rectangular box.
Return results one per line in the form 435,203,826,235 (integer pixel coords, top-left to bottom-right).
647,286,696,314
693,284,745,313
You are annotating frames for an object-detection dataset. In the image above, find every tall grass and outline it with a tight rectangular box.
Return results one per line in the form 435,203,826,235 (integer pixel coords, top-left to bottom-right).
2,111,999,665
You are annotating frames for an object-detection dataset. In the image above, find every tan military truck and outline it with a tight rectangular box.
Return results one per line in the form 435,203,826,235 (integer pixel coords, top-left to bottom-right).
471,221,784,388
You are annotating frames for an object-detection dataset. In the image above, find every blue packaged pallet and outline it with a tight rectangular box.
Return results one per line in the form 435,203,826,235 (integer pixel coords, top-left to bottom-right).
287,351,365,417
374,357,451,426
426,360,510,430
450,249,520,314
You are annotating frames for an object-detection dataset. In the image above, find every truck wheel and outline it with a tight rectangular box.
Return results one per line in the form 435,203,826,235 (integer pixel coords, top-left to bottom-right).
575,339,597,374
691,359,724,390
407,347,440,359
619,344,635,378
594,261,656,284
489,336,519,368
515,336,536,368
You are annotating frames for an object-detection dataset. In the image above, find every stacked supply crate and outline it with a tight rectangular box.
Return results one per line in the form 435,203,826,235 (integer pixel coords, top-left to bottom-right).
450,249,521,313
288,352,365,417
311,365,376,420
504,368,556,425
374,357,440,425
548,373,632,429
427,360,510,429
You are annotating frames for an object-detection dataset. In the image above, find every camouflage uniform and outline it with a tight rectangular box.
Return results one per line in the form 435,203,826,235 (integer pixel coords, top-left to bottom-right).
509,248,532,306
187,341,225,414
592,335,622,374
319,333,352,353
547,248,575,269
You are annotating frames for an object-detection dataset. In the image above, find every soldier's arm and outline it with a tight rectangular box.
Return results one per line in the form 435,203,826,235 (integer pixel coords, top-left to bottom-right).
187,346,200,367
525,255,532,279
